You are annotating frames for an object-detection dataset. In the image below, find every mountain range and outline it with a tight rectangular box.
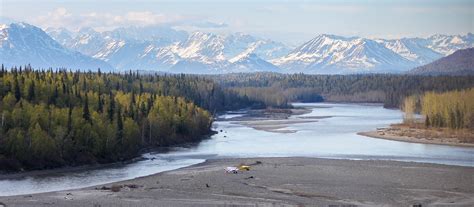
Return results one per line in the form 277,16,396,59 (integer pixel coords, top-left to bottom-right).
1,22,473,74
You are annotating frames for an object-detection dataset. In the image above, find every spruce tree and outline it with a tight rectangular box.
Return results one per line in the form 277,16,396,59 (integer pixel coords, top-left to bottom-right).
108,92,115,121
116,106,123,146
83,94,91,123
14,78,21,102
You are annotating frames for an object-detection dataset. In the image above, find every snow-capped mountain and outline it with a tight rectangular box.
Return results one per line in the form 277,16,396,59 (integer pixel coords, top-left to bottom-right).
229,52,281,72
0,23,113,71
44,27,74,45
272,34,416,74
5,21,473,74
426,33,474,56
376,38,443,65
222,33,290,60
174,31,227,64
46,27,288,73
68,27,110,57
273,34,474,74
169,32,287,73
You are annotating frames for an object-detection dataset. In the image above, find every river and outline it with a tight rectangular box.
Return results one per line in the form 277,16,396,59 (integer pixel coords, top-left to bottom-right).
1,103,473,196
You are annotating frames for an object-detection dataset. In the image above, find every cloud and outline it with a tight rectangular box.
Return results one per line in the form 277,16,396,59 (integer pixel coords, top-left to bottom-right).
36,7,75,28
185,21,228,28
391,5,473,14
298,3,367,13
260,5,289,13
33,8,227,31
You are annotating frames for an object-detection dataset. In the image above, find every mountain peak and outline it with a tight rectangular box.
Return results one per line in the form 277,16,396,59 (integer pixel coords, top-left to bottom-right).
78,27,98,35
317,34,353,40
3,22,473,74
0,23,113,71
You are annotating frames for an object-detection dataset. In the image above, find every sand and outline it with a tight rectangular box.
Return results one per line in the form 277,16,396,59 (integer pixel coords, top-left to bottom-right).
225,107,330,134
359,129,474,148
1,157,473,206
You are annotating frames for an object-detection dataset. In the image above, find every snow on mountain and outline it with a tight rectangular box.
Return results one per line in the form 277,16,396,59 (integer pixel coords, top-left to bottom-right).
20,22,474,74
48,27,288,73
273,33,474,74
272,34,416,74
221,33,289,60
427,33,474,56
174,31,227,64
376,38,443,65
67,27,110,57
45,27,74,45
228,52,280,72
0,23,113,71
168,32,285,73
129,46,182,71
46,26,187,72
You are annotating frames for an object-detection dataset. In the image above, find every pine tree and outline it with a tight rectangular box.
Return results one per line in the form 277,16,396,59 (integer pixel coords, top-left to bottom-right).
14,78,21,102
98,94,103,113
27,81,35,101
116,105,123,146
67,105,73,134
83,94,91,123
108,92,115,121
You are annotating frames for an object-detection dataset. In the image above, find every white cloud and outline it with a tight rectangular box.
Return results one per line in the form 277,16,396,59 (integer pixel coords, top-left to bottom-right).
391,5,473,14
32,8,227,31
298,3,367,13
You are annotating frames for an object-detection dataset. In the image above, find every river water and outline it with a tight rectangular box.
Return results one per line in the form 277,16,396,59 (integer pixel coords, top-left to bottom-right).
1,103,473,196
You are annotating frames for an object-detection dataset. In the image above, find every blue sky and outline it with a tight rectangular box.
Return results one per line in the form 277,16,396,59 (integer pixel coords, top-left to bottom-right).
1,0,473,45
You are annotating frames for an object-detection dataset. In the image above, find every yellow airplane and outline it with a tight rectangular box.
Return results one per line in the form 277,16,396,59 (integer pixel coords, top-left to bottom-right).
238,165,251,171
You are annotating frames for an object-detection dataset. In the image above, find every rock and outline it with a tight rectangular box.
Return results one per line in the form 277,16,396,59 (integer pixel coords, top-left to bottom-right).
111,185,122,192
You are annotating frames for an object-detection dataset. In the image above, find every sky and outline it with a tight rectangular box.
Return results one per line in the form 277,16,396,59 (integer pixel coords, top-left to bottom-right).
0,0,473,45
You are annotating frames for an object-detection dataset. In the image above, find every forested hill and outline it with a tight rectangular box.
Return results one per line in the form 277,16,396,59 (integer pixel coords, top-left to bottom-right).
0,66,258,171
409,48,474,75
211,73,474,108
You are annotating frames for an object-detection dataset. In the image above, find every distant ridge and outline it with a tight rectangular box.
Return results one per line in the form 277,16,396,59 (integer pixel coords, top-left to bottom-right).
409,48,474,75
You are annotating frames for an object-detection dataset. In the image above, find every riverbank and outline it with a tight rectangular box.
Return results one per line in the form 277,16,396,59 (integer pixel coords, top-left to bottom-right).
224,107,321,133
1,157,473,206
359,124,474,147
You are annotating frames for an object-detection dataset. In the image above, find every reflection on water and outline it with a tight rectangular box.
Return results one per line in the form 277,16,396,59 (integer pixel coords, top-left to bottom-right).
1,103,473,196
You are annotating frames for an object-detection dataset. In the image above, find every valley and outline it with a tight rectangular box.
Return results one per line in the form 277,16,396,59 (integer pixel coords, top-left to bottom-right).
1,1,473,205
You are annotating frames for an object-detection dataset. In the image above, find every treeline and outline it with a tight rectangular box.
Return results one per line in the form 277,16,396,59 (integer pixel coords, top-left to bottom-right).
211,73,474,108
421,88,474,129
0,66,258,171
230,87,323,108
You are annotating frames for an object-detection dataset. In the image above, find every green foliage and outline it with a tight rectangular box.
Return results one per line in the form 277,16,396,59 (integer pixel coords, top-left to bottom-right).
211,73,474,108
0,68,255,171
